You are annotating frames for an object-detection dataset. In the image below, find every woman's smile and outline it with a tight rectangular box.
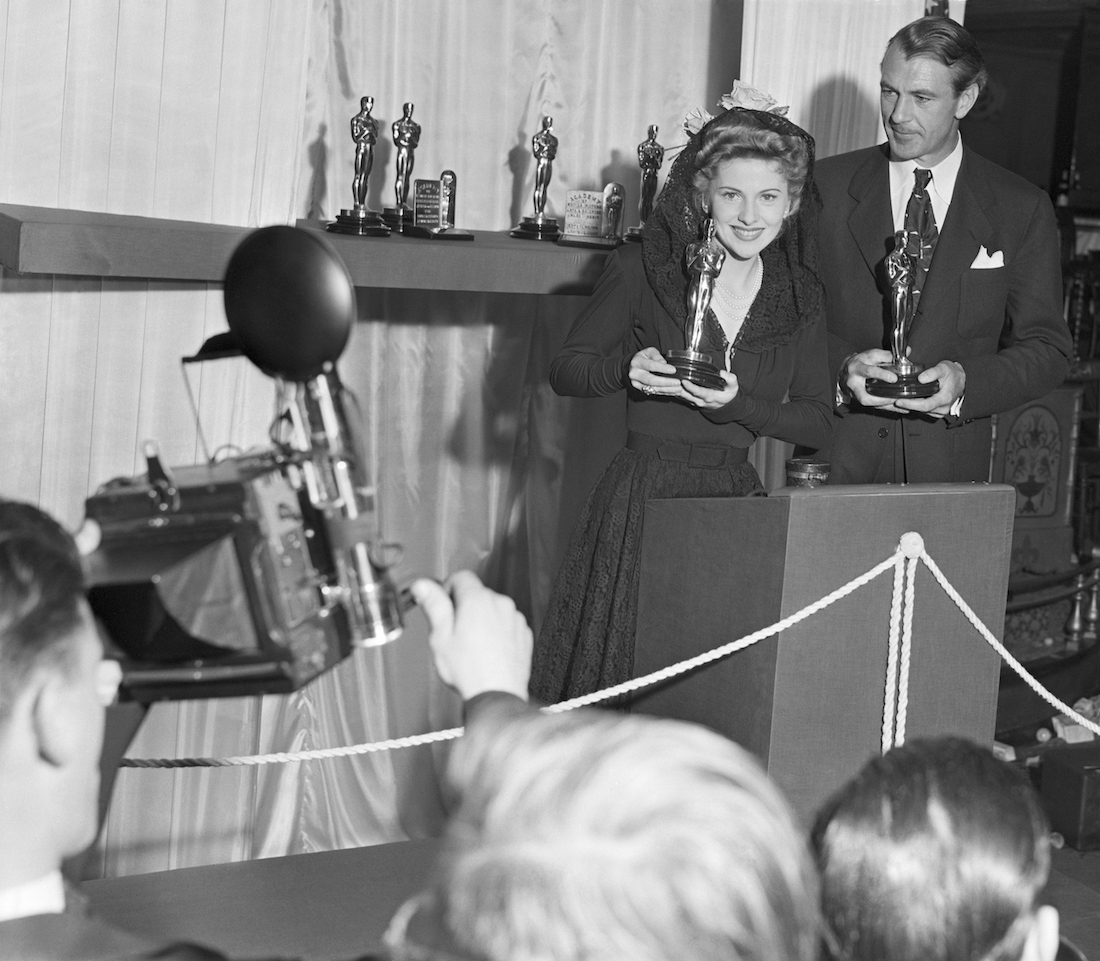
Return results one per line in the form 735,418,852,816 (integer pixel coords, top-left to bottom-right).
707,157,791,260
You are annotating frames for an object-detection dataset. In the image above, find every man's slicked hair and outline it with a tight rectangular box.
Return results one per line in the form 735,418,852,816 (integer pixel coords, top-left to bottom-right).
887,16,989,95
0,500,86,724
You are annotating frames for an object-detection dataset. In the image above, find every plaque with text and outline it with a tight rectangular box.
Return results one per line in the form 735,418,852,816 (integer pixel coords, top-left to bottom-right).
414,179,442,227
403,170,473,240
558,184,625,249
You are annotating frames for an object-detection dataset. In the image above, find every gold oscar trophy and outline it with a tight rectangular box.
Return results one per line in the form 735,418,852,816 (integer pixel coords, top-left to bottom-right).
328,95,391,237
383,102,421,232
667,219,726,389
511,116,562,241
626,124,664,243
865,229,939,398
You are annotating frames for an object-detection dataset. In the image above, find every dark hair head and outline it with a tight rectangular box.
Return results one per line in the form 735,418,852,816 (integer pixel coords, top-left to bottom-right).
812,737,1049,961
0,501,86,725
691,110,813,218
887,16,989,95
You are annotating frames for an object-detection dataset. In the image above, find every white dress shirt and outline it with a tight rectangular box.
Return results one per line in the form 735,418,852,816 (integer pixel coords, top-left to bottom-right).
888,134,964,233
0,870,66,923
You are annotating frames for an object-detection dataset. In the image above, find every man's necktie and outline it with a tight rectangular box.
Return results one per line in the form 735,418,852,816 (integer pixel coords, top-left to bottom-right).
903,168,938,299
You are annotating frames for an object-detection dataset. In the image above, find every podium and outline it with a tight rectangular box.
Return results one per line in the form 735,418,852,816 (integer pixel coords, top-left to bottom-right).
629,483,1016,821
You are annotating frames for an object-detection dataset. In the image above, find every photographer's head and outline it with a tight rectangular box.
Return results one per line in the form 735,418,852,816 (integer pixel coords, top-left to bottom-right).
0,501,120,887
396,708,819,961
812,737,1057,961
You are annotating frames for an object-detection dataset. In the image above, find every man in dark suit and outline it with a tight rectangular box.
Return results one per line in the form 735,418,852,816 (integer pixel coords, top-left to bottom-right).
0,501,232,960
818,17,1072,484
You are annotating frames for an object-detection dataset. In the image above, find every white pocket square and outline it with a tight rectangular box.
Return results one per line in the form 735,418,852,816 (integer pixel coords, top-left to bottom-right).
970,246,1004,269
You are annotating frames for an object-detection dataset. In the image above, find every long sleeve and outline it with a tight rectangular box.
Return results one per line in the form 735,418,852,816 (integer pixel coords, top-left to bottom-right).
703,312,834,450
549,252,636,398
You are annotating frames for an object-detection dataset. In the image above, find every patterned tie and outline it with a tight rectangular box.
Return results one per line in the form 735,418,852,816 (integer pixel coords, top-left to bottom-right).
904,168,938,298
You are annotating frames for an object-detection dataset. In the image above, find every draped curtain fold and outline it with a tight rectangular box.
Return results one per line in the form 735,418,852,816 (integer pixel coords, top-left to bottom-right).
0,0,720,876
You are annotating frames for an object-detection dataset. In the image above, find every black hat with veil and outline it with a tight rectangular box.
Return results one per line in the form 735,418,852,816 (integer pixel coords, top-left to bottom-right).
641,105,826,354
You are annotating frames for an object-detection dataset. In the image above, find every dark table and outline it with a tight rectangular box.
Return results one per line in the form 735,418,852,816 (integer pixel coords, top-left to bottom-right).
84,838,441,961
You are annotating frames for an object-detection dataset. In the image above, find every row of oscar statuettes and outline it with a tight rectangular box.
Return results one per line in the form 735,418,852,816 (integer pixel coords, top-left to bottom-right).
326,97,665,246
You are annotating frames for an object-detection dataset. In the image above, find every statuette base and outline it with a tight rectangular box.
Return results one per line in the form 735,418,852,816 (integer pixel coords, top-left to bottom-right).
557,233,622,249
402,224,475,241
511,215,561,242
865,367,940,399
328,207,391,237
382,205,413,231
667,349,725,390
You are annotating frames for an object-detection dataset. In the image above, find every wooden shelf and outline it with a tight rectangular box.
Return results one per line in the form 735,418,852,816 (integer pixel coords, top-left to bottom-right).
294,219,609,295
0,205,611,295
0,204,250,282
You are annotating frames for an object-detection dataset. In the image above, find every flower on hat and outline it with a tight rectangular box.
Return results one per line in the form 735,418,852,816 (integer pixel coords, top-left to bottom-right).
682,106,715,136
682,81,790,136
719,80,789,116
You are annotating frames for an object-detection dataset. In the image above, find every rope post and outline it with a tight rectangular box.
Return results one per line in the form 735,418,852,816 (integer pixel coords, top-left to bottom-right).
1066,573,1087,652
1086,574,1099,642
882,534,924,753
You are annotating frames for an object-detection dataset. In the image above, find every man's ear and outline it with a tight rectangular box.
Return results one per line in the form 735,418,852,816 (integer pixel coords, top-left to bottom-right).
32,673,75,768
955,82,980,121
1021,905,1060,961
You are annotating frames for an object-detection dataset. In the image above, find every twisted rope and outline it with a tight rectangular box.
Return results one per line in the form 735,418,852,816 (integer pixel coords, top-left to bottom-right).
121,550,903,768
918,548,1100,739
882,555,905,753
119,726,466,768
119,533,1100,770
541,551,901,714
894,555,918,746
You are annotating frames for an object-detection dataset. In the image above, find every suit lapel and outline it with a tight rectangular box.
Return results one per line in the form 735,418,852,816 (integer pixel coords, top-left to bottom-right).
847,146,894,279
916,148,994,319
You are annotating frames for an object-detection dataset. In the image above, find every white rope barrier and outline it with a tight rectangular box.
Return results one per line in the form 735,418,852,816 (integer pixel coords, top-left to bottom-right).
119,531,1100,769
883,555,905,753
895,553,919,746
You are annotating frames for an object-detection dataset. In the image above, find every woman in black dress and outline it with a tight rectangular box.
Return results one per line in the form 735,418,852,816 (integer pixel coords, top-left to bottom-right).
531,105,833,703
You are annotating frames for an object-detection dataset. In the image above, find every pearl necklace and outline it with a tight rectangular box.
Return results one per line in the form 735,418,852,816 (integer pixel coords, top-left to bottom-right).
712,257,762,367
714,256,763,312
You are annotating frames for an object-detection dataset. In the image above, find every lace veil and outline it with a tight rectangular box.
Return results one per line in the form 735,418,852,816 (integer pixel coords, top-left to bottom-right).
640,107,826,353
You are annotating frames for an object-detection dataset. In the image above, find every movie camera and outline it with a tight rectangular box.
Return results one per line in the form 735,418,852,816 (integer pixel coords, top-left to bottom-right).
83,226,404,701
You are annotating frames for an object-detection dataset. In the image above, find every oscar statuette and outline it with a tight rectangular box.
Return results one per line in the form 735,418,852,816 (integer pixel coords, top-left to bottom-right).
626,124,664,243
865,229,940,399
328,95,391,237
511,115,561,241
667,219,726,389
383,102,421,232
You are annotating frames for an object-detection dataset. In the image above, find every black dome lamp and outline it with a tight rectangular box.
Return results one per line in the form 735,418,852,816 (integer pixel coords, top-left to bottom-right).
222,225,356,381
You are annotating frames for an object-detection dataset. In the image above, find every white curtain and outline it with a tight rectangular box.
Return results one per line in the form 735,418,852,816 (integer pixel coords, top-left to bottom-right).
742,0,965,157
0,0,724,875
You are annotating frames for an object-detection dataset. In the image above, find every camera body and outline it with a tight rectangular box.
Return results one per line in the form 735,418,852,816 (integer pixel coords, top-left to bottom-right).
84,454,355,702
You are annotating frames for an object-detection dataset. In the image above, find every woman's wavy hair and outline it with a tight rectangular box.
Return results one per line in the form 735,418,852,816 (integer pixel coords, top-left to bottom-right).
812,737,1050,961
435,708,820,961
691,111,813,219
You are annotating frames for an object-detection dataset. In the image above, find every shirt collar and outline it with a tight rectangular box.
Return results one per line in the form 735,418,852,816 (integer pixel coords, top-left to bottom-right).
888,135,964,231
0,870,66,923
